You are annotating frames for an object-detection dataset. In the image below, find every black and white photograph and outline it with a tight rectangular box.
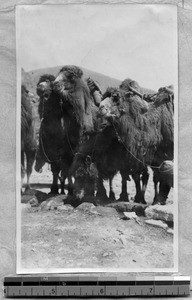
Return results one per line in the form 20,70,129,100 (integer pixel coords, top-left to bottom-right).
16,4,178,273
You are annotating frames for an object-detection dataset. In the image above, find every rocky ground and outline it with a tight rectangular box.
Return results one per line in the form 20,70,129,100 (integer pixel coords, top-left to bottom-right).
20,166,175,272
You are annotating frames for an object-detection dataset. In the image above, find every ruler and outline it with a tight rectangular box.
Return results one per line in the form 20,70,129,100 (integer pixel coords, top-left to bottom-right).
4,275,190,297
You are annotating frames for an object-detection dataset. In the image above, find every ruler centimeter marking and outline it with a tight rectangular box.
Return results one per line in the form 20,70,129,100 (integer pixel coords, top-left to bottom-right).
4,276,190,297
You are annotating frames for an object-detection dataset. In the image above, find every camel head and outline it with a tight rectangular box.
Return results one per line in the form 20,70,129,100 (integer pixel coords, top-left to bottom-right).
36,74,55,100
53,65,83,93
99,87,125,122
21,85,36,103
72,155,98,202
120,78,143,94
153,85,174,108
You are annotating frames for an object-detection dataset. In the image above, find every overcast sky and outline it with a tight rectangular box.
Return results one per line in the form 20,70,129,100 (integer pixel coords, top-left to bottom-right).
16,4,177,90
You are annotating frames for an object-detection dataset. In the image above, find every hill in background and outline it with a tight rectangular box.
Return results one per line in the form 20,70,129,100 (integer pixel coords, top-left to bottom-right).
22,65,156,95
22,66,121,95
21,65,157,145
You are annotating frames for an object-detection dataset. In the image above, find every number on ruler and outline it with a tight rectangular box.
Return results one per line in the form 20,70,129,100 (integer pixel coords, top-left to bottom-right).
149,288,153,294
51,288,56,295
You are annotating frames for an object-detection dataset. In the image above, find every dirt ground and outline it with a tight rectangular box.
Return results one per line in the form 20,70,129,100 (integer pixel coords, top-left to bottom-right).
20,166,174,271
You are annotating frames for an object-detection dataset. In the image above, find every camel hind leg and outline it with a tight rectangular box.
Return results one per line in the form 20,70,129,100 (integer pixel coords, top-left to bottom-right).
96,175,108,202
25,149,36,192
109,176,116,201
50,163,60,194
141,167,149,198
132,171,146,204
152,169,160,205
118,170,129,202
67,176,74,196
154,182,171,205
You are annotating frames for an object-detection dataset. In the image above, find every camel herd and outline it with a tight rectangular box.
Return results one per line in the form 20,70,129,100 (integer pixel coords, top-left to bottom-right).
21,65,174,207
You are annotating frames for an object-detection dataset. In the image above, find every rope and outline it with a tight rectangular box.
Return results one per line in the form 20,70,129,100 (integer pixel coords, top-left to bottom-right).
65,124,75,156
158,161,174,173
40,120,61,164
59,97,79,157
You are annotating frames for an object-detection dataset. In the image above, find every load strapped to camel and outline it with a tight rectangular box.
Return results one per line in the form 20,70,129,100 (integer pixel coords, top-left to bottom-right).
122,79,174,105
159,160,174,188
143,85,174,103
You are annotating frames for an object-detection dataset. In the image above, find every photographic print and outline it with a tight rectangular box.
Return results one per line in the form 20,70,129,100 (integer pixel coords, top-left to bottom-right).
16,4,178,273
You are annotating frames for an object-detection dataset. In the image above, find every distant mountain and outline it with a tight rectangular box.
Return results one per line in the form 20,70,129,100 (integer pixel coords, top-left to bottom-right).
21,65,156,139
22,65,156,95
22,66,121,95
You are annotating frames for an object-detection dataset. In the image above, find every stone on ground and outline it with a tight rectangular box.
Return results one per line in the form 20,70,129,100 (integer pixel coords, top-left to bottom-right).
29,197,39,207
76,202,96,212
93,206,119,217
145,204,173,222
145,219,168,229
107,202,147,216
21,194,35,204
40,195,66,211
76,203,118,217
57,204,74,212
48,194,67,203
123,212,137,220
21,189,49,204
